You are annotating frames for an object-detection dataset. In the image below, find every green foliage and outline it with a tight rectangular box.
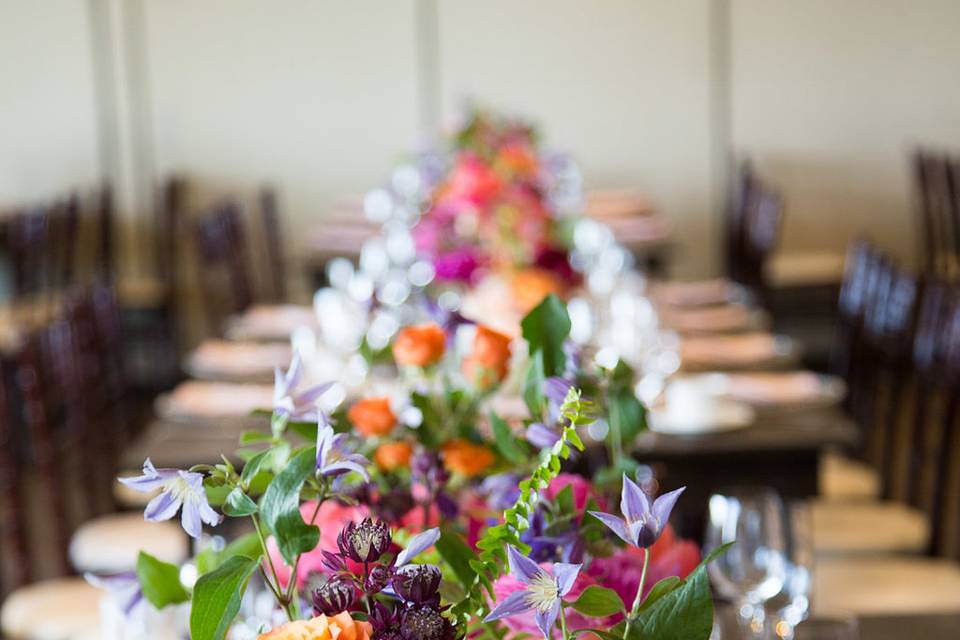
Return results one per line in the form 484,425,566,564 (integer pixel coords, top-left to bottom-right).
222,487,258,517
260,447,320,564
489,411,530,465
567,585,626,617
136,552,189,609
626,542,734,640
521,294,571,378
189,556,259,640
448,388,591,630
195,532,262,575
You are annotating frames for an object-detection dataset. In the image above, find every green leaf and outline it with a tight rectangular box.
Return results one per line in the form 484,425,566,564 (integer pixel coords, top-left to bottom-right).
222,487,258,517
190,556,258,640
628,542,734,640
553,484,575,514
195,533,263,575
608,387,646,445
637,577,682,614
489,412,529,465
436,526,478,588
523,350,546,415
260,447,320,564
568,585,626,617
520,294,571,377
136,551,189,609
239,430,272,445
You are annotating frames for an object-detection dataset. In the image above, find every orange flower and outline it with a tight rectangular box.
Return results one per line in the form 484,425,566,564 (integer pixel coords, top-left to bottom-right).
348,397,396,437
511,268,565,313
374,441,414,471
392,323,447,367
442,439,495,477
258,612,372,640
463,325,512,390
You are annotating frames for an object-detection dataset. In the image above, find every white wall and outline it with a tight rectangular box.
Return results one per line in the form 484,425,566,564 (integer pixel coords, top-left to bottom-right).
4,1,960,277
436,0,718,278
0,1,100,203
730,0,960,266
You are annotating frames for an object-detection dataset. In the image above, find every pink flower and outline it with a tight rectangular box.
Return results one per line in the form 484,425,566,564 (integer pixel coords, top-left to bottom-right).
585,524,700,606
492,563,605,638
543,473,607,517
265,500,368,589
445,154,502,206
433,247,484,283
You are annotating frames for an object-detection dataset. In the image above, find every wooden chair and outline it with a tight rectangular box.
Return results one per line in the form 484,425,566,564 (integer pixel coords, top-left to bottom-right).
724,159,755,285
914,150,958,281
8,208,51,300
193,200,254,334
0,358,30,597
258,186,287,302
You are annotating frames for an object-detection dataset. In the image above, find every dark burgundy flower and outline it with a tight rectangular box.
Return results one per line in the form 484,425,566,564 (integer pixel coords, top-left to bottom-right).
401,605,456,640
370,601,404,637
338,518,392,563
393,564,442,604
311,578,357,616
365,563,393,595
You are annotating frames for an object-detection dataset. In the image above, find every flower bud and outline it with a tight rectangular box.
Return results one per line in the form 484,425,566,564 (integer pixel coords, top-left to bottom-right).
365,563,392,595
311,578,357,616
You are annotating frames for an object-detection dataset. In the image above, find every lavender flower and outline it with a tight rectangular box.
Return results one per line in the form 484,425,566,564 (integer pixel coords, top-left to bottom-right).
483,545,582,639
480,473,521,510
85,572,143,617
273,352,333,421
119,459,222,539
395,527,440,567
589,474,685,549
525,377,574,449
316,419,371,481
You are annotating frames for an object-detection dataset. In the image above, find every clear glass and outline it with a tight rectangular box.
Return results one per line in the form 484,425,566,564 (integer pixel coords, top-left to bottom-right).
705,487,788,638
770,502,815,639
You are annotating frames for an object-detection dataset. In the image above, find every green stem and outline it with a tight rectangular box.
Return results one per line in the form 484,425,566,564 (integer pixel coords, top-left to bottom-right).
284,491,325,618
251,515,295,621
623,547,650,639
560,603,570,640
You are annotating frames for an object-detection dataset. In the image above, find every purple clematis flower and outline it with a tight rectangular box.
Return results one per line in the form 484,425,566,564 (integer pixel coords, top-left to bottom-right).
316,418,371,481
589,474,685,549
85,572,143,617
395,527,440,567
525,377,575,449
273,352,334,422
484,545,582,639
119,459,222,539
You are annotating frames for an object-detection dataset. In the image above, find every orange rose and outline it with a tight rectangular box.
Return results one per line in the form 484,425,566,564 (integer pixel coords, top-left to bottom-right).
511,268,565,313
441,439,495,477
392,323,447,367
348,397,396,437
258,612,372,640
374,441,413,471
463,325,512,390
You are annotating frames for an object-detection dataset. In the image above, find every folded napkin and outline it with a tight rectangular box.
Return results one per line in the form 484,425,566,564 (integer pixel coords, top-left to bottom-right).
652,279,735,307
661,304,754,334
160,381,274,420
188,340,293,379
724,371,826,405
680,333,780,369
228,304,316,341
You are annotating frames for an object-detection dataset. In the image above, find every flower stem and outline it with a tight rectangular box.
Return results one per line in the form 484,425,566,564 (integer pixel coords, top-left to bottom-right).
560,604,570,640
251,515,295,621
623,547,650,639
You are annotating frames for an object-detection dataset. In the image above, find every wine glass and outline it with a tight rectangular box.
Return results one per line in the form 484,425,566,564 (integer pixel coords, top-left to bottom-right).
705,487,788,638
770,503,814,639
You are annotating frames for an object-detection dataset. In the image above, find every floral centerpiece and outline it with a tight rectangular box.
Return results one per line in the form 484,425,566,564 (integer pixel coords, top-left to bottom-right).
101,293,729,640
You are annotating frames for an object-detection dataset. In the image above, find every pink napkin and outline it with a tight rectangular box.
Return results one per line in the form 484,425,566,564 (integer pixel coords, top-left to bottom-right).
162,381,274,420
725,372,824,405
229,304,316,340
680,333,779,369
662,304,753,334
188,340,292,378
654,279,734,307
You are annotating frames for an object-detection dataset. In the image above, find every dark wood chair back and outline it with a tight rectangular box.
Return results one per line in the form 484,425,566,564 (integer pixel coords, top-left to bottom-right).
914,150,959,280
0,358,29,595
724,160,755,284
194,201,254,333
259,186,287,302
9,207,51,298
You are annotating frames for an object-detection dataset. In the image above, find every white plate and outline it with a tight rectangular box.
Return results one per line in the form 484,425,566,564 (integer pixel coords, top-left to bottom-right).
648,398,756,435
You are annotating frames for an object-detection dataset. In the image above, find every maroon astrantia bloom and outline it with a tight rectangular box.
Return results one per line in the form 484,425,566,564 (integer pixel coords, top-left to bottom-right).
312,577,357,616
338,518,392,563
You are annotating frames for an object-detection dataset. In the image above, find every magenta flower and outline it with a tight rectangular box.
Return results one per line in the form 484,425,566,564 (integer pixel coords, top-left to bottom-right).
589,474,684,549
273,352,333,422
484,545,582,639
119,459,222,539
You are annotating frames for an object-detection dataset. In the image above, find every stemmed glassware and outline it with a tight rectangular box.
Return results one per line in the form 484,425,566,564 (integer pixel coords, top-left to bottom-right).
705,487,789,638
